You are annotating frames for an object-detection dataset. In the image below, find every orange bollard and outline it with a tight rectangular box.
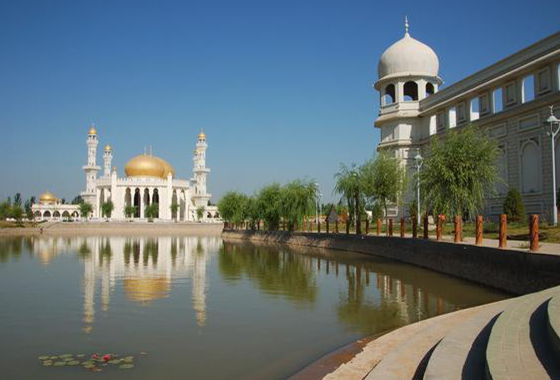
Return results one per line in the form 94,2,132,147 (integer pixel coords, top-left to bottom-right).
412,217,418,238
530,214,539,252
436,215,446,241
400,218,405,237
454,215,462,242
377,219,382,236
388,219,393,237
499,214,507,249
423,214,429,239
475,215,483,245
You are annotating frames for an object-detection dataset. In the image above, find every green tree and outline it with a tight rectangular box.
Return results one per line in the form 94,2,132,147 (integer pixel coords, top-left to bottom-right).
0,201,11,220
503,188,525,222
24,196,35,220
218,191,249,228
279,179,317,232
79,202,93,219
13,193,22,207
334,163,363,234
71,195,84,205
10,204,24,223
420,126,498,217
124,205,137,219
361,152,406,224
196,206,205,221
256,184,282,230
145,203,159,221
101,201,114,218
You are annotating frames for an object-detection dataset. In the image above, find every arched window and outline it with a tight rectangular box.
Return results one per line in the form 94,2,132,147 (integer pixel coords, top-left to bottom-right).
403,81,418,101
426,82,435,96
383,84,395,105
521,75,535,103
43,211,51,218
521,140,542,193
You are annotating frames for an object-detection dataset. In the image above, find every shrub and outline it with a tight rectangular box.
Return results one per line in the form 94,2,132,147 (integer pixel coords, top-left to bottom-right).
503,188,525,222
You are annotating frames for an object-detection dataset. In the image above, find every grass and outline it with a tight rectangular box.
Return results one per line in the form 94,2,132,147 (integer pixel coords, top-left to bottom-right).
0,221,42,229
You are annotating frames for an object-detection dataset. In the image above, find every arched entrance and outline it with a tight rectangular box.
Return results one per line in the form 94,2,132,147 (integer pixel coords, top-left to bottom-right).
152,189,159,218
134,188,141,218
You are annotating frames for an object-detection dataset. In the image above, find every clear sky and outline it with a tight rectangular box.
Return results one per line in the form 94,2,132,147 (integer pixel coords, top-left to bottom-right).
1,0,559,203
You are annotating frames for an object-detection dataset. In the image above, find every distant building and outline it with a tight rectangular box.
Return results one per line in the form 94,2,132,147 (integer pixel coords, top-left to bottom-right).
374,20,560,221
33,127,219,222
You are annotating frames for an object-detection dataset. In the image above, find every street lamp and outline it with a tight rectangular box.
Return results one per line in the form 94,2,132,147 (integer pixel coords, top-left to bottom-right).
315,183,322,233
414,153,424,226
544,106,560,226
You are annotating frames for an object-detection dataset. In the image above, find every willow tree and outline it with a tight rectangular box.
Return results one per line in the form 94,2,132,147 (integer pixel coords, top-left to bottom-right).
420,125,498,217
334,163,363,234
217,191,248,228
280,180,317,232
361,152,406,224
256,184,282,230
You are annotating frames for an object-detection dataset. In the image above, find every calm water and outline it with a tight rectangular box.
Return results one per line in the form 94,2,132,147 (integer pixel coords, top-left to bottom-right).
0,235,508,379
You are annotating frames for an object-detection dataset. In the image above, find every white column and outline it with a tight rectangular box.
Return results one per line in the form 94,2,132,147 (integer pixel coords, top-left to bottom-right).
140,189,145,219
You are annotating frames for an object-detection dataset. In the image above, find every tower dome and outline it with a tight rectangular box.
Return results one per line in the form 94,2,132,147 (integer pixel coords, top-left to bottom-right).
39,191,57,204
377,23,439,80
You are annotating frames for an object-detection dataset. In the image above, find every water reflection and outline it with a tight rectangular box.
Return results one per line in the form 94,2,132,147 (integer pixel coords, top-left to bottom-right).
9,235,221,332
219,242,506,334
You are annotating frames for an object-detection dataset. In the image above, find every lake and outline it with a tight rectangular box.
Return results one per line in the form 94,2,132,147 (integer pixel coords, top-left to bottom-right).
0,235,508,379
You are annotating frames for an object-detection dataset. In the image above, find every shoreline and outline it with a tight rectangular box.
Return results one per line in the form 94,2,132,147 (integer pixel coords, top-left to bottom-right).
0,221,224,236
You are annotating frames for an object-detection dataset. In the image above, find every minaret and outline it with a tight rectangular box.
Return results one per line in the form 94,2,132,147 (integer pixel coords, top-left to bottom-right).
103,145,113,177
81,125,101,206
191,131,211,211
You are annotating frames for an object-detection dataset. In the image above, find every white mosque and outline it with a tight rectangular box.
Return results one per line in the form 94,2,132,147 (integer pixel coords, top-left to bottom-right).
375,20,560,220
32,126,219,222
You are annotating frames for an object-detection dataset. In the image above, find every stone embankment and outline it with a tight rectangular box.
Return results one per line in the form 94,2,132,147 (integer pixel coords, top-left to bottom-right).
222,230,560,295
223,230,560,379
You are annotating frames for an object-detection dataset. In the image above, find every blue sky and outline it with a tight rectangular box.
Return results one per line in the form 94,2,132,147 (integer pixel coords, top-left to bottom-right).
1,0,559,203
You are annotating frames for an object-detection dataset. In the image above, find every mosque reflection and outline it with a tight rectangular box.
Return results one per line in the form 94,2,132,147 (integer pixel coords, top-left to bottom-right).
21,235,221,333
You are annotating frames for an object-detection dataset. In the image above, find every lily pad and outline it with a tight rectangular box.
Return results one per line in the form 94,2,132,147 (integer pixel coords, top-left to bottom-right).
49,356,59,360
53,361,66,367
119,364,134,369
38,355,50,360
122,356,134,363
42,361,53,367
82,363,96,369
60,354,73,358
76,354,85,358
67,360,80,366
108,359,122,364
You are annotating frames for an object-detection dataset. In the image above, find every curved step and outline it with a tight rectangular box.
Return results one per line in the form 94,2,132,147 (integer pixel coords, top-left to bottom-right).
547,294,560,358
423,300,510,380
365,306,485,380
486,286,560,380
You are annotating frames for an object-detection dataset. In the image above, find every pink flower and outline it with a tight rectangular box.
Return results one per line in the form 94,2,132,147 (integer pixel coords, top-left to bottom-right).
102,354,112,362
91,354,99,360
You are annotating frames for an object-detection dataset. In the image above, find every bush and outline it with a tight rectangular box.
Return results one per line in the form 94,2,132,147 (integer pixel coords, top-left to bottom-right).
503,188,525,222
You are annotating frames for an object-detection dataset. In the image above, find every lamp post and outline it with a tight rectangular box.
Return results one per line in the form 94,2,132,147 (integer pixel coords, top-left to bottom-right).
544,106,560,226
315,183,322,233
415,153,424,226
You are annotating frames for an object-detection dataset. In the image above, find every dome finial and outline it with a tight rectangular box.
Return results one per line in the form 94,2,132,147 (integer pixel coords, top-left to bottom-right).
404,16,409,35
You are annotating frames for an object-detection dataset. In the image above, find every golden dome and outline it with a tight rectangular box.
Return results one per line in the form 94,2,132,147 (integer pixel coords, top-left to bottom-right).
198,130,206,140
104,144,112,151
88,126,97,135
124,277,170,304
124,154,175,179
39,191,57,204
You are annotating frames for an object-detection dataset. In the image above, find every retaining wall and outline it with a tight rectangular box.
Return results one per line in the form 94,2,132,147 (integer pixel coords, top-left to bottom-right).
222,230,560,295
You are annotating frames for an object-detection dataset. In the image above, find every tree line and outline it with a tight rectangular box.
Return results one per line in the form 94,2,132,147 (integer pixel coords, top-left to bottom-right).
218,126,524,230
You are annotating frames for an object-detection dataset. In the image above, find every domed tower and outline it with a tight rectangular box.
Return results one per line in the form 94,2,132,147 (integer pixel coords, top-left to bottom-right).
191,131,211,211
374,17,442,155
103,145,113,177
81,125,100,206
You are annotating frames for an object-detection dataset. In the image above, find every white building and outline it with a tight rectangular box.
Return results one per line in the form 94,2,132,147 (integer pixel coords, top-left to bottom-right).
374,20,560,221
33,127,219,222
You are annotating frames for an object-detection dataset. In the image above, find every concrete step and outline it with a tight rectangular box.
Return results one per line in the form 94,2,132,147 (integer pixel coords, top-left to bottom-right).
485,286,560,380
364,306,485,380
423,300,511,380
547,293,560,358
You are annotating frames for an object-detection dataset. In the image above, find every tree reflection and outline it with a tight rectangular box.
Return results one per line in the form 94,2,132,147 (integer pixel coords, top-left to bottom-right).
219,242,317,304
